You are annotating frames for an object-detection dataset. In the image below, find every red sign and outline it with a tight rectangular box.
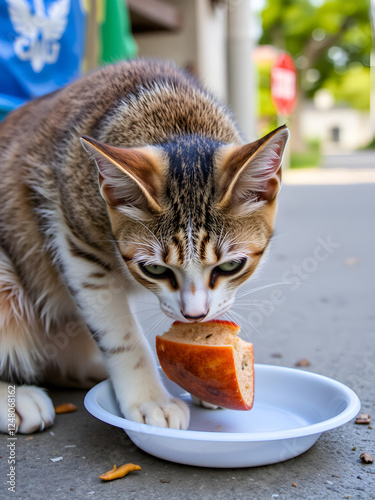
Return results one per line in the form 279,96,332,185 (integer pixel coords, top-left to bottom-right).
271,53,297,115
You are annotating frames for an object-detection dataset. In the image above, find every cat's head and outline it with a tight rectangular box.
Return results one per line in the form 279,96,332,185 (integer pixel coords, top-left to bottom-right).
81,126,289,322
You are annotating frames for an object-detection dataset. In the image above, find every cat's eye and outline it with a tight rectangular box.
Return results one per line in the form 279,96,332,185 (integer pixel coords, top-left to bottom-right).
139,263,179,290
141,264,169,277
216,259,246,273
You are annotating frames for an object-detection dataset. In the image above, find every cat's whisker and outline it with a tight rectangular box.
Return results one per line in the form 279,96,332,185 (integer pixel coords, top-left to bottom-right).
270,232,289,241
138,317,166,344
217,225,225,247
131,218,164,250
133,314,170,356
236,282,285,298
116,307,161,322
235,281,303,299
234,303,296,321
220,310,238,329
235,297,277,305
237,280,314,299
226,309,265,342
234,301,275,311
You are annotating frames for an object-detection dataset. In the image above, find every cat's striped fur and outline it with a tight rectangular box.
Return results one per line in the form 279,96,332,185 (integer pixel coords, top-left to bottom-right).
0,60,288,432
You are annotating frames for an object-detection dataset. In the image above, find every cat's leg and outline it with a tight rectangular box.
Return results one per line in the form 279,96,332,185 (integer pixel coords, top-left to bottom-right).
0,248,56,433
59,238,189,429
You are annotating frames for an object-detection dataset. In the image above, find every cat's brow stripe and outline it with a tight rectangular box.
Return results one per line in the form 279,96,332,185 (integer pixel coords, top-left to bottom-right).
214,244,222,262
172,235,184,264
163,245,171,264
199,234,209,261
66,236,113,272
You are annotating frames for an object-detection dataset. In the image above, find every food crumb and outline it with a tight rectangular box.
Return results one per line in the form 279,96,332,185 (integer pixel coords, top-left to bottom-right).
369,425,373,429
55,403,78,414
352,446,357,451
100,463,141,481
360,452,374,464
292,482,297,487
24,436,34,441
332,474,340,478
355,413,371,425
295,359,310,367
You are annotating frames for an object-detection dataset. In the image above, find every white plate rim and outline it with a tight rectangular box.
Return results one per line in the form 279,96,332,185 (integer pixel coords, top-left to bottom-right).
84,364,360,442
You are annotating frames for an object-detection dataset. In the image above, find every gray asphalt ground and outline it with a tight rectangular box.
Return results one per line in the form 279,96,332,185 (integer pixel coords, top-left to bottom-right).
1,154,374,499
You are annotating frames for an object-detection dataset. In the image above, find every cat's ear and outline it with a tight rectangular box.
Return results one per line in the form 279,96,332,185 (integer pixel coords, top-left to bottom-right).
80,136,165,216
217,125,289,212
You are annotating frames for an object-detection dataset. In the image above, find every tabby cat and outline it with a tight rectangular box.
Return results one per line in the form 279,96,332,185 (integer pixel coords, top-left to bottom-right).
0,60,288,433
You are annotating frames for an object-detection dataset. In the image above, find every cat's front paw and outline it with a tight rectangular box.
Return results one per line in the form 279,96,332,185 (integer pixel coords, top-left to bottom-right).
0,386,55,434
190,394,222,409
126,396,189,430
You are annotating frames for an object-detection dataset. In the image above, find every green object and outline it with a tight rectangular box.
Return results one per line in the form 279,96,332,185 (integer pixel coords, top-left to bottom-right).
290,140,321,169
100,0,137,64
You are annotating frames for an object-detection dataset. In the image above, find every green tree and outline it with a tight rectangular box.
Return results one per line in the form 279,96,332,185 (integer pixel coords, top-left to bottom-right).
259,0,372,152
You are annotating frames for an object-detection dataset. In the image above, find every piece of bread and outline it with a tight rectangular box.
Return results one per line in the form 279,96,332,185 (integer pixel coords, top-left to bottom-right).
156,320,254,411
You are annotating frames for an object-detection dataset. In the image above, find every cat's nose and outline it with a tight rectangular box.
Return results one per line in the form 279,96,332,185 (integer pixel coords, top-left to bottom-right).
181,311,208,322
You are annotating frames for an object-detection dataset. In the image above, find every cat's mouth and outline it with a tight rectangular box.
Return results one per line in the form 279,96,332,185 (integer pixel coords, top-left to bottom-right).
159,302,234,324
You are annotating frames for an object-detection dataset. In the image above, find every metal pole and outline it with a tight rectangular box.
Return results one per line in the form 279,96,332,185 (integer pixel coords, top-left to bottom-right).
227,0,256,141
370,0,375,140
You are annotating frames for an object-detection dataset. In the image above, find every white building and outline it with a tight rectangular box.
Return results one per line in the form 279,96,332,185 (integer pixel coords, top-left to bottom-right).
301,102,372,154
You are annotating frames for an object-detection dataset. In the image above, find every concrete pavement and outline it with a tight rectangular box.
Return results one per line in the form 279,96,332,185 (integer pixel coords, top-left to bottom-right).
322,151,375,169
1,162,374,499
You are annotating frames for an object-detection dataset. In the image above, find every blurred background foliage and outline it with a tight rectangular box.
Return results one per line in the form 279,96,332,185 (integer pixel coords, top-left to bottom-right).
260,0,371,104
256,0,372,164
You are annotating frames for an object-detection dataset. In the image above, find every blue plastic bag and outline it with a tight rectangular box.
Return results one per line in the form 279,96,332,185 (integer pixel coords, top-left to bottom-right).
0,0,86,118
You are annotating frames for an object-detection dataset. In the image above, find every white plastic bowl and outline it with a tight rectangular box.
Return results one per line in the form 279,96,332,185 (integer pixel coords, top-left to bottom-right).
84,364,360,468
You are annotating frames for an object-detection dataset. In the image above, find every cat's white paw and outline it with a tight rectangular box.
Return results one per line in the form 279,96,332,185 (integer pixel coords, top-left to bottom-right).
191,394,222,409
126,396,190,430
0,386,55,434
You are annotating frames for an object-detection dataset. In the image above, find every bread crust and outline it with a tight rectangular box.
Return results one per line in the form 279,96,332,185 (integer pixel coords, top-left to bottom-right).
156,321,254,411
